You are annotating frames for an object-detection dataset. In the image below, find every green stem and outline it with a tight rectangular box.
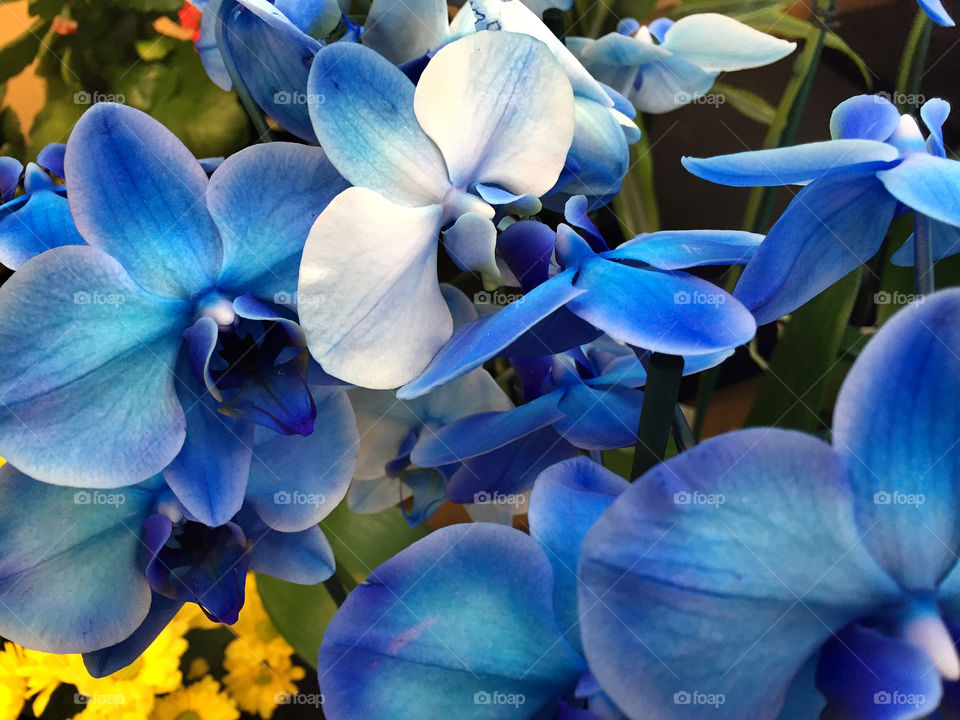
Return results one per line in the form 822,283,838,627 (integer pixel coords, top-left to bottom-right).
895,10,932,112
613,114,660,237
210,0,276,141
672,405,695,452
631,353,684,480
324,571,348,607
914,213,935,296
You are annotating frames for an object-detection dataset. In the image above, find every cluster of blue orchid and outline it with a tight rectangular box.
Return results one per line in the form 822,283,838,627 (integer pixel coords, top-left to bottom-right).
0,0,959,716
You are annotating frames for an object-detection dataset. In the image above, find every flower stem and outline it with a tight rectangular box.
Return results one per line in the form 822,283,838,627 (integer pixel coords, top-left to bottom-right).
914,213,936,296
631,353,684,480
324,571,348,607
896,10,932,112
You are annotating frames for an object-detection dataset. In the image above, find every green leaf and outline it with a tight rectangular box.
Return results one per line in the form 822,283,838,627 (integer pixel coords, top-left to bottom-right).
27,0,63,20
320,502,430,584
612,114,659,237
712,82,776,125
27,78,85,152
256,573,340,669
0,20,48,84
746,268,863,432
135,35,178,61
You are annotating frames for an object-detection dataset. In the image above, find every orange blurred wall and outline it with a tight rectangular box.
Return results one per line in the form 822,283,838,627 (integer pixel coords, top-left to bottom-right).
1,1,45,137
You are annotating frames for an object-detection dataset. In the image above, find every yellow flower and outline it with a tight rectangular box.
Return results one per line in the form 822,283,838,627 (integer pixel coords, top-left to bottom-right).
231,574,294,660
0,644,26,720
186,658,210,682
222,639,304,720
151,677,239,720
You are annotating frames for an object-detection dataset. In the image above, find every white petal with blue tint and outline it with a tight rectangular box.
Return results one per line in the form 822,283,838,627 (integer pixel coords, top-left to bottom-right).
308,43,451,206
299,188,450,389
661,13,795,72
413,31,575,196
0,246,189,487
362,0,449,64
630,53,717,114
442,211,499,276
64,103,223,299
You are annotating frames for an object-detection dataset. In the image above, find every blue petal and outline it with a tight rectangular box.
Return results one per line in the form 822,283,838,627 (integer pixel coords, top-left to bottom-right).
197,4,231,90
0,465,157,653
64,103,223,299
397,268,587,398
877,153,960,228
921,98,950,157
497,219,556,292
447,427,578,503
917,0,955,25
222,0,322,141
162,353,254,527
563,195,605,249
734,170,897,325
0,246,189,486
816,624,942,718
362,0,449,64
578,429,901,719
604,229,763,269
209,142,349,301
682,139,901,187
37,143,66,177
890,218,960,266
241,510,335,584
0,157,22,203
568,257,757,354
829,95,900,141
410,392,565,466
554,383,644,449
0,186,85,269
308,42,452,205
833,288,960,589
274,0,341,37
317,524,586,718
528,457,628,654
83,593,182,678
545,97,629,211
629,54,717,114
245,386,357,532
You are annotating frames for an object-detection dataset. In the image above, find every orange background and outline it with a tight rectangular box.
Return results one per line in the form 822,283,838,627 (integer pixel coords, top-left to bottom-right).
2,1,45,137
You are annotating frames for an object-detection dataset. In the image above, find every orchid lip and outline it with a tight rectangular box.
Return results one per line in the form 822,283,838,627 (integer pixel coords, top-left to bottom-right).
439,185,495,227
899,597,960,680
194,290,237,328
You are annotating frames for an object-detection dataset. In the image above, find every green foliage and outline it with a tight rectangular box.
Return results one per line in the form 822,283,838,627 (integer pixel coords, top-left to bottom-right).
0,19,49,84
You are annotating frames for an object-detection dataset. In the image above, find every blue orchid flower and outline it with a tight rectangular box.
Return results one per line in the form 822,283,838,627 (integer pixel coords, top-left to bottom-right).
297,31,577,389
683,94,960,324
916,0,956,26
316,455,631,718
0,456,350,678
569,14,795,114
197,0,351,141
0,102,357,528
319,288,960,718
0,145,83,270
398,196,760,399
576,288,960,718
349,285,575,524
